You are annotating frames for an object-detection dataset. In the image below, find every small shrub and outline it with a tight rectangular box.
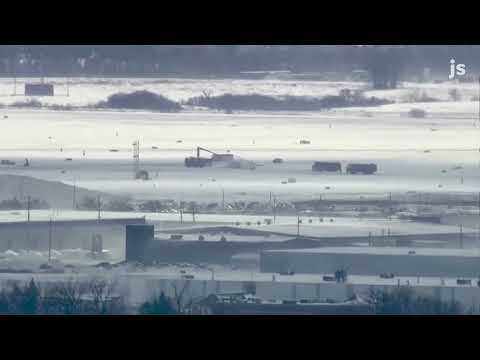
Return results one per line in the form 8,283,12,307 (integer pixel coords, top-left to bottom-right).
408,108,427,118
105,197,135,212
79,196,99,210
449,88,462,102
96,91,181,112
138,292,177,315
367,287,462,315
11,99,43,108
402,90,439,103
184,90,392,112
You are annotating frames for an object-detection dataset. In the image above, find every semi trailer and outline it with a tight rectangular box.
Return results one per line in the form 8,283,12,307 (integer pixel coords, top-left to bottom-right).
346,163,377,175
312,161,342,173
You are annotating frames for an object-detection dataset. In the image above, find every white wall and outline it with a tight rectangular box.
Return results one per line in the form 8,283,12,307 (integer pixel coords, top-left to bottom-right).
131,277,480,313
261,251,480,277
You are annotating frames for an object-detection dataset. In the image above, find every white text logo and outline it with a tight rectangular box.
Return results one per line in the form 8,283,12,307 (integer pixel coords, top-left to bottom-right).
449,58,466,79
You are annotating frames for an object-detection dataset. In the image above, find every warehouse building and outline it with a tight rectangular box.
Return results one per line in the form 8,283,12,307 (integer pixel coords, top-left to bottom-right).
122,267,480,313
260,247,480,278
0,217,145,255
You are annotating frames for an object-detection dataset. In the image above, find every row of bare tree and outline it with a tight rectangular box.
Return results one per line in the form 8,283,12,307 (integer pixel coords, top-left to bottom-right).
0,277,125,315
0,277,197,315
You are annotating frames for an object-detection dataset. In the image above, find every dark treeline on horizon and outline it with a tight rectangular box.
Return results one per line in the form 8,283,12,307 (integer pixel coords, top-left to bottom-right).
0,45,479,79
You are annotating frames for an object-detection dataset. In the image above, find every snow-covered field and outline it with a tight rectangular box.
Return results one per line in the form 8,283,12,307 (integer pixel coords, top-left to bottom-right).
1,77,479,308
0,77,477,106
1,210,472,235
1,108,480,202
0,77,479,204
1,77,367,106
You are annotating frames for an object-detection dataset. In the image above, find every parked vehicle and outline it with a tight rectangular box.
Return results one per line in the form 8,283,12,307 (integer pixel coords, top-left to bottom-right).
312,161,342,173
346,163,377,175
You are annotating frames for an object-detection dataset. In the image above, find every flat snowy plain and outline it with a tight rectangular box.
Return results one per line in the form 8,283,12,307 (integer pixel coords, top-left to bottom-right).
0,78,479,203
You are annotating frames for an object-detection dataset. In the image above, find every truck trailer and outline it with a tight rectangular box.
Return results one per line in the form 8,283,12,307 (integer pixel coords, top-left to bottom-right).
312,161,342,173
346,163,377,175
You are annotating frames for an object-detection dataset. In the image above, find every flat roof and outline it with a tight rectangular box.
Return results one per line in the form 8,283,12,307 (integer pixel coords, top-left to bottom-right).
0,265,478,289
263,246,480,257
123,265,480,288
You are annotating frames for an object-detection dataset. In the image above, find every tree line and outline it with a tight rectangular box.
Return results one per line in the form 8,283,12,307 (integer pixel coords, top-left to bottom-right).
0,45,479,79
0,277,465,315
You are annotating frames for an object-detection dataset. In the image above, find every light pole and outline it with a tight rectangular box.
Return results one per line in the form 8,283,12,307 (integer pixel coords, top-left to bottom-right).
97,195,101,221
297,213,301,238
26,195,31,248
48,216,53,262
221,188,225,213
72,180,76,210
273,195,276,224
26,195,31,222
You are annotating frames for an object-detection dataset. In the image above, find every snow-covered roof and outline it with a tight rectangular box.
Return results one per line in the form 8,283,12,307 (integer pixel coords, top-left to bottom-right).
264,246,480,257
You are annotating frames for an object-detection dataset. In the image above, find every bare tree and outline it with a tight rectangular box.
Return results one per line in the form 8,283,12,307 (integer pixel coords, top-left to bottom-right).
42,279,88,315
449,88,462,102
87,277,125,315
202,90,212,99
170,280,194,314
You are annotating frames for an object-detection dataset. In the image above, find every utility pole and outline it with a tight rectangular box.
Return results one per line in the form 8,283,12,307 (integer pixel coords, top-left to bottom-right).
13,60,17,96
133,140,140,179
477,224,480,247
48,218,53,262
477,75,480,127
388,192,392,220
273,196,276,224
72,181,76,209
26,195,31,222
222,188,225,213
192,204,196,224
297,213,300,238
97,195,101,221
478,192,480,216
26,195,31,248
180,209,183,224
460,224,464,249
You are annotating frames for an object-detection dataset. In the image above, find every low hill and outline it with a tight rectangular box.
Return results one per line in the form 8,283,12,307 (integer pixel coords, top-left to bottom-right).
0,174,114,209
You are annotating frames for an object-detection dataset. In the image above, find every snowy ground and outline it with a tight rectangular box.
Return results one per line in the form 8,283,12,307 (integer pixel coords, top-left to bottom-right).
2,210,471,233
1,77,480,307
0,77,476,106
1,104,480,202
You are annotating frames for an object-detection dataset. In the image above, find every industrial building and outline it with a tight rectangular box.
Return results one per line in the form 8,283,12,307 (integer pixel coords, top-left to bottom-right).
125,224,320,265
0,217,145,255
260,247,480,278
192,293,374,315
125,219,478,266
121,266,480,313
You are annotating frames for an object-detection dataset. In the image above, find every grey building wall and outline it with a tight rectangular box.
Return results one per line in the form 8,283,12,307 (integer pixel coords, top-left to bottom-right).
260,251,480,278
131,277,480,313
0,218,145,258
